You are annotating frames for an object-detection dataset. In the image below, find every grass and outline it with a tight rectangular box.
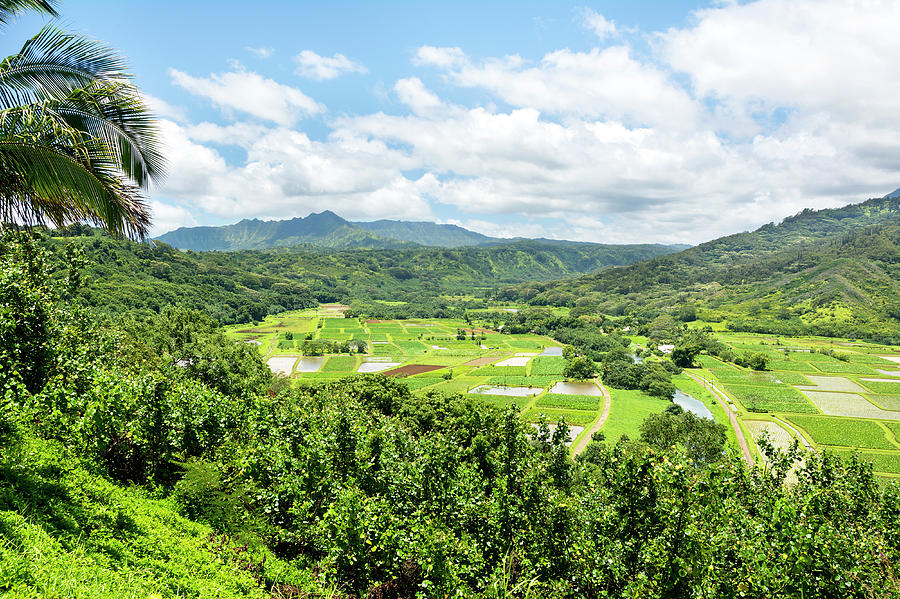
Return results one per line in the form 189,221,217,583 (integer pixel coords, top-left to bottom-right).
784,415,897,450
598,388,670,442
535,394,601,411
724,383,817,413
0,436,312,598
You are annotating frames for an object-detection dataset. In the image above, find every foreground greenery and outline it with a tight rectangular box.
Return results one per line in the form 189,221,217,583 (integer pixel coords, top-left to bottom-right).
2,236,900,597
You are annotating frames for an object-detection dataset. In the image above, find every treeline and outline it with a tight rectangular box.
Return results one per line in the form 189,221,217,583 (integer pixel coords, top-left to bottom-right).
2,234,899,597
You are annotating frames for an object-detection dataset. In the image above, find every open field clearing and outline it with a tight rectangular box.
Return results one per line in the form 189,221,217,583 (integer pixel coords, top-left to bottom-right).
801,390,900,419
494,356,531,367
784,415,897,450
531,356,566,375
598,388,670,442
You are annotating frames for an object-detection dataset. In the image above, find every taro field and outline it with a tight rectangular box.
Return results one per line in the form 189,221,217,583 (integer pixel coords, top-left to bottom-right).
695,330,900,479
224,306,619,451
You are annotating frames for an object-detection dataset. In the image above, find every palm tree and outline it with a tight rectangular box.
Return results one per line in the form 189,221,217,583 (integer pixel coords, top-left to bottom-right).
0,0,163,239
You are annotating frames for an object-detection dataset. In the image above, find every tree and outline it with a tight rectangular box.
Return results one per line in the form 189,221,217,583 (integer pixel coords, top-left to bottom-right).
0,1,163,238
564,356,596,380
670,344,700,368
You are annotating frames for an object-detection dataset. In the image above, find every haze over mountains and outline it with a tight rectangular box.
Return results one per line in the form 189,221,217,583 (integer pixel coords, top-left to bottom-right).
155,210,689,252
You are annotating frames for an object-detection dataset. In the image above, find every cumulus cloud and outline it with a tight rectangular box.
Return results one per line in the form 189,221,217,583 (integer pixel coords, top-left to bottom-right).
294,50,368,80
414,44,698,128
151,0,900,243
169,68,324,126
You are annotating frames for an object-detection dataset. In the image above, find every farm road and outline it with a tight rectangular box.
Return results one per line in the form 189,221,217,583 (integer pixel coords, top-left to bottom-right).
685,371,754,466
571,380,612,456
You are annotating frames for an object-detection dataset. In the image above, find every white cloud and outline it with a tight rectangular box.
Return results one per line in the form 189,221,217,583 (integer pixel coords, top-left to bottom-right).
152,0,900,243
150,200,197,237
245,46,274,59
393,77,443,116
581,8,617,40
293,50,368,80
169,68,324,126
413,46,466,68
142,93,187,122
416,44,698,128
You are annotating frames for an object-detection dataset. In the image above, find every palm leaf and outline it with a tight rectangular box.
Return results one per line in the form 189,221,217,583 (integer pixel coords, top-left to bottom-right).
0,141,150,237
0,1,57,27
48,81,165,185
0,25,128,108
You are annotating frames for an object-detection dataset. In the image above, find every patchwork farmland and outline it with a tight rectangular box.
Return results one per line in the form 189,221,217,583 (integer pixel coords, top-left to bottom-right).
695,330,900,479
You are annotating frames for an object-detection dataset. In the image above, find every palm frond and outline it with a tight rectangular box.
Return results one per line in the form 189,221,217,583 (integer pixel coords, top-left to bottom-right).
48,81,165,185
0,0,57,28
0,141,150,238
0,25,128,108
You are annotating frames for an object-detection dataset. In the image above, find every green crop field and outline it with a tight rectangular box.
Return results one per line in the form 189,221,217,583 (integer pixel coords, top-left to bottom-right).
321,355,359,373
524,408,596,427
784,415,897,450
723,383,817,413
535,394,601,411
531,356,566,376
828,448,900,474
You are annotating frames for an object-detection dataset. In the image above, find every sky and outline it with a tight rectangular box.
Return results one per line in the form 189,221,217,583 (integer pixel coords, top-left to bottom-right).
4,0,900,244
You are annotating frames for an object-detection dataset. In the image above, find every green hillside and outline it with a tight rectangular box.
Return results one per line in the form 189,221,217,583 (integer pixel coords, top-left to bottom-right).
2,235,898,597
506,197,900,341
41,227,682,323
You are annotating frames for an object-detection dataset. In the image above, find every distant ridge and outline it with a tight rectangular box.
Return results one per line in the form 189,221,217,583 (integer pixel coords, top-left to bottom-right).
155,211,687,252
883,188,900,199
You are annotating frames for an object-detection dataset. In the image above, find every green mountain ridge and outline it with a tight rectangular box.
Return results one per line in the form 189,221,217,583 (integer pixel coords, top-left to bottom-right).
506,196,900,340
155,210,689,251
43,228,683,323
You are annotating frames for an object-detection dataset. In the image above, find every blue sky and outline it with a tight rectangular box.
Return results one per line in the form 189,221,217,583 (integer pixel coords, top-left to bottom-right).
5,1,900,243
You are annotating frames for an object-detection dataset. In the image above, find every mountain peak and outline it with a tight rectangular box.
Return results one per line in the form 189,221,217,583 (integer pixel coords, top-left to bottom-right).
883,188,900,199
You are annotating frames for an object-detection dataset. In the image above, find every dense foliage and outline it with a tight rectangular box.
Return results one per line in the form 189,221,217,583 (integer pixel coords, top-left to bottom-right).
40,225,682,324
2,233,900,597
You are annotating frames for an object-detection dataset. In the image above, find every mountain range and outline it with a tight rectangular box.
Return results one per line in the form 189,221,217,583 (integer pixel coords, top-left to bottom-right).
155,210,689,252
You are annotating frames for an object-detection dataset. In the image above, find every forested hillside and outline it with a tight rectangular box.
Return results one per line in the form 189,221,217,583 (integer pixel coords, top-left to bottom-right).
2,233,898,598
506,197,900,341
41,226,681,323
